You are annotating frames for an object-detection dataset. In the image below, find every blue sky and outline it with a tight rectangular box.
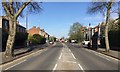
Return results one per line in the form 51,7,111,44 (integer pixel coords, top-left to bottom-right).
1,2,118,38
19,2,102,38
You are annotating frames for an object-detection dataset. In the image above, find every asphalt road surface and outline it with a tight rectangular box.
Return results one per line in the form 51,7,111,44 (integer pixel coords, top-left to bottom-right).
1,42,119,72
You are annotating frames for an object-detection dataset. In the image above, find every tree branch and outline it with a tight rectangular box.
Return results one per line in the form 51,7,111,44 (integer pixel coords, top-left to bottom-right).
2,0,11,16
14,0,32,18
9,0,14,15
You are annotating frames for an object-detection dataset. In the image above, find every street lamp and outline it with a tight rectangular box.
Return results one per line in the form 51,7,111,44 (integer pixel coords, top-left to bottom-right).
118,1,120,19
88,23,91,41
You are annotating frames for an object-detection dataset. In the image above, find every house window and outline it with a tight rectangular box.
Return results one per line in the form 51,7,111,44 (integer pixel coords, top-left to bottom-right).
4,20,8,29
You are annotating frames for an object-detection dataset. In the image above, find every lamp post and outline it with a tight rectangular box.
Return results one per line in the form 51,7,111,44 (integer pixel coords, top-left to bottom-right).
89,23,91,41
118,1,120,19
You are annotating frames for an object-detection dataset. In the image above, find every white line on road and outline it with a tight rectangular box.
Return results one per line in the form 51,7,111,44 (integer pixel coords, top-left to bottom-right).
59,53,62,59
78,64,85,72
5,59,26,70
53,64,58,70
71,53,76,59
69,49,71,52
62,61,77,63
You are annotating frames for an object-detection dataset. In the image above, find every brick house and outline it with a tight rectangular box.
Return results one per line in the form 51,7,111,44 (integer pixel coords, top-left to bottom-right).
27,26,40,36
27,26,50,41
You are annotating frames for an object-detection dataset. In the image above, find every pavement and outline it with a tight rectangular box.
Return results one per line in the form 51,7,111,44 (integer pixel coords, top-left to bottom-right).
0,42,119,71
97,48,120,60
0,43,51,64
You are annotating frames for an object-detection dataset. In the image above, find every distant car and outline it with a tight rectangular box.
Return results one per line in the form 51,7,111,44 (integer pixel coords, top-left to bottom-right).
65,40,68,43
71,40,77,43
82,40,90,46
49,41,54,44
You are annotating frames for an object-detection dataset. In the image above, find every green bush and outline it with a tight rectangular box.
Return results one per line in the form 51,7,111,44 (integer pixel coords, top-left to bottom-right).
39,36,46,44
28,34,46,45
100,36,106,48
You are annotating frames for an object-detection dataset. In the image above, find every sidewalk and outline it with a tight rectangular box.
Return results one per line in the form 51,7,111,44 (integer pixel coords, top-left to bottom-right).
97,48,120,60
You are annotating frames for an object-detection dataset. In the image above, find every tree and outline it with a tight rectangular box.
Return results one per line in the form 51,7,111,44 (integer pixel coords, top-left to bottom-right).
87,0,115,52
2,0,42,58
68,22,84,42
33,34,46,44
49,36,56,42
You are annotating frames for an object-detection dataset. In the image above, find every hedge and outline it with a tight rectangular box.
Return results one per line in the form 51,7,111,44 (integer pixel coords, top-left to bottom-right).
2,29,28,51
100,30,120,48
28,34,46,45
108,30,120,47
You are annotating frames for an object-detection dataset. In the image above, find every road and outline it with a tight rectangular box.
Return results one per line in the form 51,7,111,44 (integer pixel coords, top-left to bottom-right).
1,42,119,72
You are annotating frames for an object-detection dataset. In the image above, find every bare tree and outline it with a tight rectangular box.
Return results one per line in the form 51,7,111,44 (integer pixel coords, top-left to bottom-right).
2,0,42,58
87,0,115,52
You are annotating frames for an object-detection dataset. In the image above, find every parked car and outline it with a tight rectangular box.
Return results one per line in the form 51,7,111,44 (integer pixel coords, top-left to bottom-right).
49,41,54,44
71,40,77,43
82,40,90,46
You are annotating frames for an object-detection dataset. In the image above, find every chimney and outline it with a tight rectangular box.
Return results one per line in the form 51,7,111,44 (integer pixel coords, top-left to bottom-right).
37,27,40,29
33,26,36,28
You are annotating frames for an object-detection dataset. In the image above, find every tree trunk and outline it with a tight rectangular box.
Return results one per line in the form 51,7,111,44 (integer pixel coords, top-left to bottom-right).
4,17,17,58
105,3,113,52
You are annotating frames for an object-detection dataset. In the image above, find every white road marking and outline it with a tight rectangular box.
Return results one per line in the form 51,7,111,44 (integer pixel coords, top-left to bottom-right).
78,64,85,72
62,61,77,63
59,53,62,59
53,64,57,70
5,59,26,70
71,53,76,59
69,49,71,52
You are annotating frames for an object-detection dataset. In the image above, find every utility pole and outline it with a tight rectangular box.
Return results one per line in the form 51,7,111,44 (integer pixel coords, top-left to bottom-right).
26,13,28,30
118,1,120,19
26,6,28,30
89,23,91,41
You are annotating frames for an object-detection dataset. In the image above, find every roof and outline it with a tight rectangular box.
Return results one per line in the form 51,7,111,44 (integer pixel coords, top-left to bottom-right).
1,16,26,29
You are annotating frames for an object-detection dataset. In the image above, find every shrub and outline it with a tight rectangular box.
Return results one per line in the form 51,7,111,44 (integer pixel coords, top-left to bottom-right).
28,34,46,45
14,32,28,47
109,30,120,47
100,30,120,48
100,36,106,48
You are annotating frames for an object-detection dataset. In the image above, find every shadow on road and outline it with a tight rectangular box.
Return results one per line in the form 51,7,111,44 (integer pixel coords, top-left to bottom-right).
14,48,33,56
